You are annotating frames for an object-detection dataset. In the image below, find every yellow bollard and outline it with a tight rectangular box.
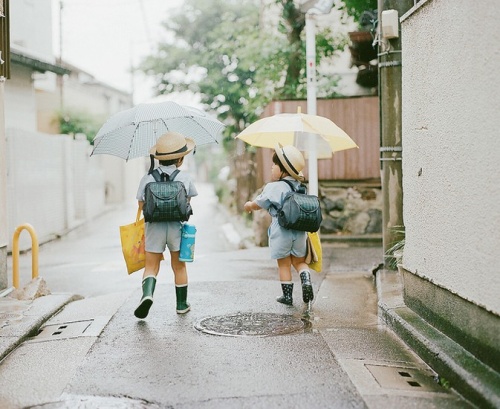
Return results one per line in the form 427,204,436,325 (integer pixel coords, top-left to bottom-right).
12,224,39,289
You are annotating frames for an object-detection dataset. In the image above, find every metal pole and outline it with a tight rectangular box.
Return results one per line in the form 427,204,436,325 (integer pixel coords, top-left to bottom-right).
0,78,7,291
12,224,39,289
58,0,64,110
305,13,318,196
378,0,413,267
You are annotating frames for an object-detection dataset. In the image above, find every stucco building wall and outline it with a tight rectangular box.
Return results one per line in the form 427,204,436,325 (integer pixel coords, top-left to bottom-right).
4,66,37,132
401,0,500,314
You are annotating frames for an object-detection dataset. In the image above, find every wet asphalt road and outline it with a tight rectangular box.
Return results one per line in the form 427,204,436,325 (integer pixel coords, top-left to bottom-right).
1,184,473,408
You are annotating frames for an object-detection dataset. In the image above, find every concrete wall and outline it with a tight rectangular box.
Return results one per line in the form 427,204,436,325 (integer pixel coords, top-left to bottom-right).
36,73,133,135
0,81,8,290
401,0,500,314
10,0,53,59
4,66,37,131
5,128,145,251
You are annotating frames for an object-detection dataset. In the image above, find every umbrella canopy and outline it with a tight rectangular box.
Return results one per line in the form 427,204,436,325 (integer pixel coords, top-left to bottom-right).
236,111,358,158
91,101,225,161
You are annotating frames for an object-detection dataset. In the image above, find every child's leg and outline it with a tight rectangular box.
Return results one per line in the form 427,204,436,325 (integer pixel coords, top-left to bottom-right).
170,250,190,313
276,257,294,305
277,256,292,281
134,251,163,319
292,256,314,303
170,250,187,285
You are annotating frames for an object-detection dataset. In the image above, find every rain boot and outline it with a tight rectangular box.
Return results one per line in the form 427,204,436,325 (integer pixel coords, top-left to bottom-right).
276,282,293,306
300,270,314,303
175,284,191,314
134,275,156,319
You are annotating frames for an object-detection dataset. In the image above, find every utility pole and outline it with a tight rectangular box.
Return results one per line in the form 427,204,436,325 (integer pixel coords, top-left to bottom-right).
58,0,64,110
378,0,413,267
0,76,7,292
0,0,10,292
302,0,335,197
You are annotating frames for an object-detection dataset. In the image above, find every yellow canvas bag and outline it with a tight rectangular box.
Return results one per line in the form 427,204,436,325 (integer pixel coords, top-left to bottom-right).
305,231,322,272
119,208,145,274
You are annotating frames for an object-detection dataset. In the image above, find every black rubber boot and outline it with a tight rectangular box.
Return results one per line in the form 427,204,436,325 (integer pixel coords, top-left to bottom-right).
300,271,314,303
276,282,294,306
134,276,156,319
175,285,191,314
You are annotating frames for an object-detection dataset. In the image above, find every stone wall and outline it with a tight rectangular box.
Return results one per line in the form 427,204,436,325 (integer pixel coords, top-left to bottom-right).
319,182,382,236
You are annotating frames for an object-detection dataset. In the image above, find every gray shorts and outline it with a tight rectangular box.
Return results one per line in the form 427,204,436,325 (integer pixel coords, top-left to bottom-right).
145,221,182,253
268,220,307,259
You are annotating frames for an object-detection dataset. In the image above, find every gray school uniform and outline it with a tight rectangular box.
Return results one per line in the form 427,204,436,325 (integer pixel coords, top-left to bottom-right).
136,165,198,253
254,176,307,259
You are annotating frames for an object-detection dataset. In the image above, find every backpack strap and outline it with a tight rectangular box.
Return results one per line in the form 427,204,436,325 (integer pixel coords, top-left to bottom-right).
281,179,296,192
151,169,180,182
270,179,295,213
282,179,308,194
151,169,162,182
170,169,180,181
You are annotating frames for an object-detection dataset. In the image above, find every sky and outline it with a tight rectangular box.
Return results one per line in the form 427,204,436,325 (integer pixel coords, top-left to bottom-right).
52,0,185,104
52,0,360,105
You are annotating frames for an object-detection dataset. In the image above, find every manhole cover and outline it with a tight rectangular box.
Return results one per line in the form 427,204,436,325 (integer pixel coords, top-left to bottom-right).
195,312,305,337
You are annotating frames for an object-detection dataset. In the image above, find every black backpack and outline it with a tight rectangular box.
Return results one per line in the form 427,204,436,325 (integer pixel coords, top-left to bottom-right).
275,180,322,232
143,169,192,223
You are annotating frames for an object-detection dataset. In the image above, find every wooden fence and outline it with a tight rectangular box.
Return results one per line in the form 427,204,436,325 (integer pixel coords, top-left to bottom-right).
256,97,380,186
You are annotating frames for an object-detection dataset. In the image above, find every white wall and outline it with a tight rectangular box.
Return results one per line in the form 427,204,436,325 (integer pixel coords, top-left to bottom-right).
10,0,54,59
401,0,500,314
6,129,67,249
5,129,144,251
61,79,132,122
4,66,37,131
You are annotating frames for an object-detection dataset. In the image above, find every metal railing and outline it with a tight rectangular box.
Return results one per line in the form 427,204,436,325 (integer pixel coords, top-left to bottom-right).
12,224,39,289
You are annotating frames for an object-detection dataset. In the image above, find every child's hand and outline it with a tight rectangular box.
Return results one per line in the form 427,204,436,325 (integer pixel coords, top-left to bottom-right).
244,201,253,213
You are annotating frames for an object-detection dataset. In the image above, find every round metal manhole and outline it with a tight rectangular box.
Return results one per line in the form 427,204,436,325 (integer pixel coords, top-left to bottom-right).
195,312,305,337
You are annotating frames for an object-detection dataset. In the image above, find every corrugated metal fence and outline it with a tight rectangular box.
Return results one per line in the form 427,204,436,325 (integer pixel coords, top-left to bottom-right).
256,97,380,186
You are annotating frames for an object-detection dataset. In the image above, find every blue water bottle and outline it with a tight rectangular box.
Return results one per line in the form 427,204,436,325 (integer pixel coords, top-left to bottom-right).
179,224,196,262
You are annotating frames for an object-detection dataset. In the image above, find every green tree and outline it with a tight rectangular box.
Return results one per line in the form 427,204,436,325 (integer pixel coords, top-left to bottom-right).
54,110,101,144
139,0,358,137
139,0,377,209
140,0,266,140
343,0,377,22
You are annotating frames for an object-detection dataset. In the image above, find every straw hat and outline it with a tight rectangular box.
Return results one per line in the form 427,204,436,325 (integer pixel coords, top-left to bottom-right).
275,143,305,181
149,132,195,160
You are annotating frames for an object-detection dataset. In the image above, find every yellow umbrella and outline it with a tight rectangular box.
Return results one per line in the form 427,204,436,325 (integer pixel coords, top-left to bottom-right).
236,108,358,158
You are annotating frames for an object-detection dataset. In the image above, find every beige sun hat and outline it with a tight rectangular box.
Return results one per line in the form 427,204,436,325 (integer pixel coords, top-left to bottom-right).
275,143,305,181
149,132,196,160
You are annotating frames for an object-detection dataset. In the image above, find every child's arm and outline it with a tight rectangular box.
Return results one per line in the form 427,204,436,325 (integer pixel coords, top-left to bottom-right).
244,200,262,213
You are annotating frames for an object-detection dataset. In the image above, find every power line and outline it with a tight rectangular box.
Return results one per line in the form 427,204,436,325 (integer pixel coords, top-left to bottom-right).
138,0,154,52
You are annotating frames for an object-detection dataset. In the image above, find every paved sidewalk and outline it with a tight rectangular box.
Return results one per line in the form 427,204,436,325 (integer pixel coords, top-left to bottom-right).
0,189,480,407
0,292,79,362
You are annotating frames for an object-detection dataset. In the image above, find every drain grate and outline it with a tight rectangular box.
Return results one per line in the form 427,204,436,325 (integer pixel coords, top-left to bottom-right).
34,320,93,341
26,317,111,343
195,312,305,337
366,364,444,392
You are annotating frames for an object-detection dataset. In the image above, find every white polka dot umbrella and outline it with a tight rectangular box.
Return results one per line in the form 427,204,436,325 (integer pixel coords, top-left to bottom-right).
91,101,225,160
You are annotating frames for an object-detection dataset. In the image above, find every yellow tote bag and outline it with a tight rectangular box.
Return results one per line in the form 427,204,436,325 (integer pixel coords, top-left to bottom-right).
119,208,145,274
306,231,323,272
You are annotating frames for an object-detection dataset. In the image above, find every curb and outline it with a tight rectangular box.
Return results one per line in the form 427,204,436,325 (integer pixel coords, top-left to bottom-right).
0,293,81,362
376,269,500,408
